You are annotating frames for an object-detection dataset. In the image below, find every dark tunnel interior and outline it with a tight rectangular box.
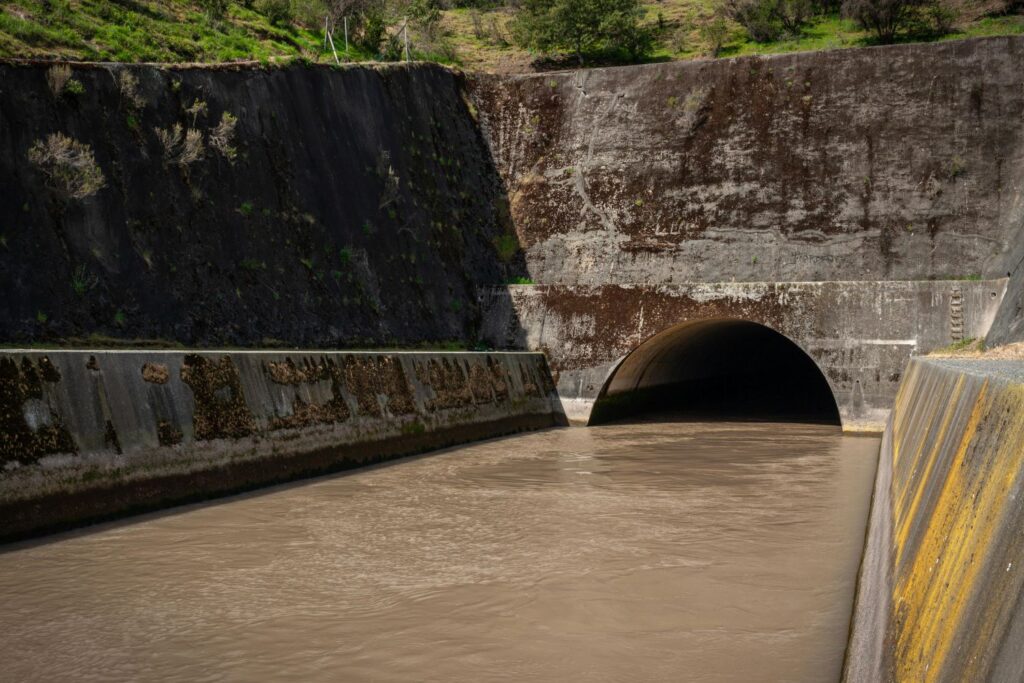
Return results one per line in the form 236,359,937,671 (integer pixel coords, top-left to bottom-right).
588,319,842,426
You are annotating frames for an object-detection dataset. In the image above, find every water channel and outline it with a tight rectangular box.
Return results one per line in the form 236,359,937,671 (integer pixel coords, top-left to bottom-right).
0,420,878,682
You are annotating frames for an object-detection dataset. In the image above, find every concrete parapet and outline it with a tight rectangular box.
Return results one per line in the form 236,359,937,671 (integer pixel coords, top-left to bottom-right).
0,350,565,542
845,357,1024,681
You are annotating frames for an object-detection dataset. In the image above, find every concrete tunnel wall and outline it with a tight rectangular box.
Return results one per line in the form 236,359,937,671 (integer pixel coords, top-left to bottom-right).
589,319,841,425
0,350,565,542
845,357,1024,682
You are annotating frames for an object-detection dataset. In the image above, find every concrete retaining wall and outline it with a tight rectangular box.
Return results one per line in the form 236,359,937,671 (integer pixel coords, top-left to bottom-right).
0,350,565,542
0,62,525,348
469,36,1024,286
845,357,1024,681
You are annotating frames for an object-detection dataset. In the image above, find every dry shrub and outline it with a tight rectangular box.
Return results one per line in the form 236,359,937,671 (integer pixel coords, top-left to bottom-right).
46,64,72,95
209,112,238,162
470,9,486,39
842,0,930,42
155,124,204,166
117,70,146,110
185,99,208,125
28,133,106,200
721,0,812,41
699,16,730,56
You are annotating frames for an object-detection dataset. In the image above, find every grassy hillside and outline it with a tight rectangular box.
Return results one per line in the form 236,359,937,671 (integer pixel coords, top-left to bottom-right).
1,0,1022,70
444,1,1024,71
0,0,365,63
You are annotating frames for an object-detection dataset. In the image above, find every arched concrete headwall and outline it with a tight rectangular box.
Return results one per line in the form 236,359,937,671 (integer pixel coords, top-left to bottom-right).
589,318,842,424
471,37,1024,428
480,280,1007,430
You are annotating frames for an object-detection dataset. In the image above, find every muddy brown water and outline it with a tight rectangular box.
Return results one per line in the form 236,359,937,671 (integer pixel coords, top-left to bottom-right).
0,421,878,682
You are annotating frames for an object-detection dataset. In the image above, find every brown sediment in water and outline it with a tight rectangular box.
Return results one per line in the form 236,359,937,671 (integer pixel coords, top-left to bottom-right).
0,422,878,682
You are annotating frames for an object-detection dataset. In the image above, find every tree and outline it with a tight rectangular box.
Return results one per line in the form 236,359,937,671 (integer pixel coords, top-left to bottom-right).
256,0,294,26
842,0,927,42
512,0,655,63
699,16,731,57
199,0,231,19
321,0,390,53
720,0,812,42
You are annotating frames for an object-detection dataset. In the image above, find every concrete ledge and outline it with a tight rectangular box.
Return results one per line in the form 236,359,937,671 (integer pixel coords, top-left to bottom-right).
845,357,1024,682
0,350,566,542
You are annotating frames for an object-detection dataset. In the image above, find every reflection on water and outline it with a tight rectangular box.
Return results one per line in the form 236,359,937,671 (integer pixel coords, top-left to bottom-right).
0,422,878,682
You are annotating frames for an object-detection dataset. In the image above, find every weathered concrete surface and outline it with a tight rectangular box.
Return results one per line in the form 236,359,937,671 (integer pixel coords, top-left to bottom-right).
481,280,1006,429
844,417,894,682
0,350,564,542
845,357,1024,682
469,37,1024,286
987,234,1024,346
0,62,525,347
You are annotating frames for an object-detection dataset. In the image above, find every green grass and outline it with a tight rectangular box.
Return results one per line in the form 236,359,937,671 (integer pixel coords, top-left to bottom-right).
715,15,866,58
0,0,367,63
713,13,1024,59
441,2,1024,71
931,336,986,354
1,0,1021,70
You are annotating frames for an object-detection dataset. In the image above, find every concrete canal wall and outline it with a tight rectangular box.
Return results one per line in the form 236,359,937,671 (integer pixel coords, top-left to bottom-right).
846,357,1024,682
0,350,564,542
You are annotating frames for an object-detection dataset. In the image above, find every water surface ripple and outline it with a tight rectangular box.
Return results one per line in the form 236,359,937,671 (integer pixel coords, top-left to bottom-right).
0,421,878,682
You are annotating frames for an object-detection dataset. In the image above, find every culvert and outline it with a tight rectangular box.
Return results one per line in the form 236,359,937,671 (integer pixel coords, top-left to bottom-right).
589,318,842,426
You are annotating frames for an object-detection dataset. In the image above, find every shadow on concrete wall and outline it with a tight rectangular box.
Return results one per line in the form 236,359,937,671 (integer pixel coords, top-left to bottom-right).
588,319,841,426
0,63,530,351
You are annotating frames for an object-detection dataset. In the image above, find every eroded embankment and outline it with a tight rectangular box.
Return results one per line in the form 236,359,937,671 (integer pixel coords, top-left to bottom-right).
845,357,1024,682
0,350,564,542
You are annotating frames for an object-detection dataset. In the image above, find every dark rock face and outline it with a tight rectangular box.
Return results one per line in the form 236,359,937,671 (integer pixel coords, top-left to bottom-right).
0,62,524,347
467,36,1024,286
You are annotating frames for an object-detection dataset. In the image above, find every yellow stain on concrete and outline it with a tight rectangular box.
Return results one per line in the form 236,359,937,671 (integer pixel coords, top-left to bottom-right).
891,374,971,570
889,363,1024,682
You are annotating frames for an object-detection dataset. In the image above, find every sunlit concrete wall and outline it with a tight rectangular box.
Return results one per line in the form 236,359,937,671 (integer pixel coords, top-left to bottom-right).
469,37,1024,287
846,357,1024,682
0,350,564,542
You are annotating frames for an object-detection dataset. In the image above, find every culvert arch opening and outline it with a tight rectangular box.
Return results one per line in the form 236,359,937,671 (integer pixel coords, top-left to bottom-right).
588,319,841,426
